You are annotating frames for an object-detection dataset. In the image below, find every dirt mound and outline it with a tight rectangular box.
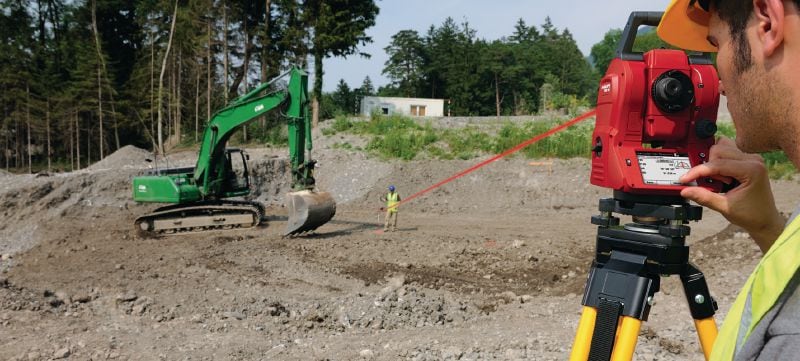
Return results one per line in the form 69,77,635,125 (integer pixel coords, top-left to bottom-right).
314,150,393,205
346,157,603,215
86,145,153,171
0,168,138,258
247,156,292,205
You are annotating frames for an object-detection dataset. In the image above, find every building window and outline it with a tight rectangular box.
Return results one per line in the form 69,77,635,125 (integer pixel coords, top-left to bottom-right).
410,105,426,116
381,107,390,115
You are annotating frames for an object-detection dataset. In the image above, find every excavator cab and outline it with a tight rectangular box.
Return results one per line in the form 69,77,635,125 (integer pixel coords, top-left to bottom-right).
221,148,251,196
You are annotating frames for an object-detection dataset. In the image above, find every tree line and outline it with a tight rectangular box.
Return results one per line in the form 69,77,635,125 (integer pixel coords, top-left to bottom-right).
1,0,657,174
337,17,600,117
0,0,377,173
326,18,670,119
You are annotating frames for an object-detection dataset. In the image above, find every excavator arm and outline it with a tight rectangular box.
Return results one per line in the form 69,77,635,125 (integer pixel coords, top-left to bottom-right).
194,67,315,197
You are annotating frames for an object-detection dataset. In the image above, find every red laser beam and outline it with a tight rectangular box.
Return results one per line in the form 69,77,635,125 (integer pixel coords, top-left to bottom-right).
386,108,597,211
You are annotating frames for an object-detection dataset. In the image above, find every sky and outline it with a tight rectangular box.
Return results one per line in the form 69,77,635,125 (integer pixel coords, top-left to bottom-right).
321,0,672,92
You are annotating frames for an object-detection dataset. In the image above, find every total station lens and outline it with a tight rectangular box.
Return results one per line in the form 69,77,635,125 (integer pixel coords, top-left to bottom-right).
652,70,694,113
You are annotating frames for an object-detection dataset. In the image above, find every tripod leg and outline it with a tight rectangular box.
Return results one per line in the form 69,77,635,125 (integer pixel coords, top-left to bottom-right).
570,306,598,361
681,262,718,360
693,318,718,360
573,251,655,361
610,316,642,361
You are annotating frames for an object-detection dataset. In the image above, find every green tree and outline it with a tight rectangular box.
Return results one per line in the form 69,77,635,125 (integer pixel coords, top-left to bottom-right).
359,76,375,96
590,28,622,75
508,18,539,44
351,75,374,114
383,30,425,97
0,0,35,170
421,18,483,115
304,0,379,126
477,40,514,116
590,27,674,76
632,27,672,52
330,78,354,115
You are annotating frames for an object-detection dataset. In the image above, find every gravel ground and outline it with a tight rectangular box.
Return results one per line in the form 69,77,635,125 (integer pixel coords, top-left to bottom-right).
0,119,797,360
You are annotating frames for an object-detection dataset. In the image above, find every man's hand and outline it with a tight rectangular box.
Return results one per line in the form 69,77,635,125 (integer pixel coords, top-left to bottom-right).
680,137,784,253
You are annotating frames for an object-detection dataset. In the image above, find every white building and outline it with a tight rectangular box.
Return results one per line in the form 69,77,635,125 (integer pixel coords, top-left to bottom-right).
360,96,445,117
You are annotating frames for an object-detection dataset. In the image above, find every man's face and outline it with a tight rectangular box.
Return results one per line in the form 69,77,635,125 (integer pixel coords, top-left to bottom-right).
708,10,784,153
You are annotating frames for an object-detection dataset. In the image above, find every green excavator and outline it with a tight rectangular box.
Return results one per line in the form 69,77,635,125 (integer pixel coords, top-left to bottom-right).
132,67,336,237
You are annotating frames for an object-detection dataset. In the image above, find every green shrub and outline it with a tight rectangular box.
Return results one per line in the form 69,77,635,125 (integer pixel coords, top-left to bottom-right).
710,122,795,179
441,128,493,155
359,114,420,134
762,151,796,179
491,120,592,159
322,115,797,181
331,116,355,133
716,122,736,138
367,127,438,160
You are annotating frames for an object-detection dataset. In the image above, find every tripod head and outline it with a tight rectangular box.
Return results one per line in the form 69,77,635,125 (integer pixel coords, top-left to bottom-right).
591,190,702,275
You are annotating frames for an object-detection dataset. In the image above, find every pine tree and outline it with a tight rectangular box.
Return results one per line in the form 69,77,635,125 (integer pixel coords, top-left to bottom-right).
383,30,425,98
304,0,379,126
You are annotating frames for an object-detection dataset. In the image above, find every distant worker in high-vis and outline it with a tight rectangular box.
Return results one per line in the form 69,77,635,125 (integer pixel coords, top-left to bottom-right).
381,185,400,232
658,0,800,359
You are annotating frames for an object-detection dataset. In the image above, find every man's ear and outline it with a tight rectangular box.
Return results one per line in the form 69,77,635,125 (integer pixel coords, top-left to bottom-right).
754,0,786,56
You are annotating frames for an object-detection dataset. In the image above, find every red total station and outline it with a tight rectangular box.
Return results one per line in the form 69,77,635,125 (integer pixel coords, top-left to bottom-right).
590,45,723,196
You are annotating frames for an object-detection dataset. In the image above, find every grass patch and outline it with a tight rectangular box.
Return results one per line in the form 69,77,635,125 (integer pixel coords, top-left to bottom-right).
713,122,796,179
716,122,736,138
333,114,593,161
332,142,354,150
493,120,593,159
328,115,797,180
762,151,796,180
367,127,439,160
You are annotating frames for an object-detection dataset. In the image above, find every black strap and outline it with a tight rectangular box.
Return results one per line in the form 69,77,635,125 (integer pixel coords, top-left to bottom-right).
589,298,622,361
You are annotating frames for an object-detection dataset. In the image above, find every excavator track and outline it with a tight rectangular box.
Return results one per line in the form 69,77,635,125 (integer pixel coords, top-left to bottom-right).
134,200,265,238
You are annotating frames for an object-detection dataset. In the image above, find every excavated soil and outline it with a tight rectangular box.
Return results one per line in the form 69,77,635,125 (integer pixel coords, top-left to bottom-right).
1,128,800,360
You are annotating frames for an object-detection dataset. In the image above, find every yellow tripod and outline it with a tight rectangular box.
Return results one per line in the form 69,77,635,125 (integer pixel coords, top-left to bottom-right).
570,192,718,361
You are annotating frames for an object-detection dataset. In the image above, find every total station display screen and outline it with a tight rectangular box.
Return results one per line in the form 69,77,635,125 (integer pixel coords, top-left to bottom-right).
636,152,693,186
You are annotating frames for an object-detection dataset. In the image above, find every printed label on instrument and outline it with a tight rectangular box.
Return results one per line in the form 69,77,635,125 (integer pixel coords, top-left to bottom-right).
637,152,693,185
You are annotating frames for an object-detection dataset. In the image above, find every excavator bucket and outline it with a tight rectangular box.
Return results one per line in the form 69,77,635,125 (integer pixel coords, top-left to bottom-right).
284,190,336,235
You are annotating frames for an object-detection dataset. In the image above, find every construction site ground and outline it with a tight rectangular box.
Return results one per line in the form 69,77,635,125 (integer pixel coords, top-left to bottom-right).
0,118,797,360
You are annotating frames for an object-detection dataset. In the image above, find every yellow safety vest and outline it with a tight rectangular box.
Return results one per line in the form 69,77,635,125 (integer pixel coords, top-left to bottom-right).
386,192,399,213
711,215,800,360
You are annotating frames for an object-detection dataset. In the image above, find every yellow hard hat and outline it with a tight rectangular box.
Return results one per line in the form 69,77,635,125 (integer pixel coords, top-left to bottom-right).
657,0,717,52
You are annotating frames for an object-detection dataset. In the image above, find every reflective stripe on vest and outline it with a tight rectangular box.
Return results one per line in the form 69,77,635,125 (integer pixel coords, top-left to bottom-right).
386,192,399,213
710,215,800,360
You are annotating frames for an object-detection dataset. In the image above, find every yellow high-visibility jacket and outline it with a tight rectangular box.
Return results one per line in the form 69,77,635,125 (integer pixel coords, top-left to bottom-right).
386,192,399,213
711,216,800,360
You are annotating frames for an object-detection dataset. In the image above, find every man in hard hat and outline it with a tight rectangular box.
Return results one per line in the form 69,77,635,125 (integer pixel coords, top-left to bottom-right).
658,0,800,359
381,185,400,232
